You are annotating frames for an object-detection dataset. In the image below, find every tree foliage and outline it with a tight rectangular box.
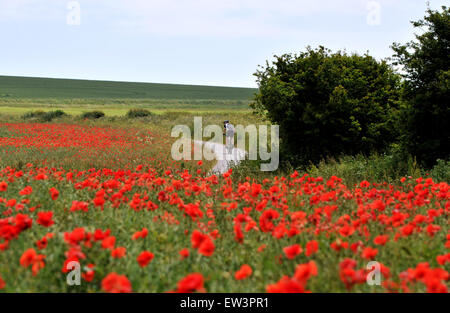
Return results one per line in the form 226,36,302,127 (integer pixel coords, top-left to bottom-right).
252,46,401,166
391,6,450,167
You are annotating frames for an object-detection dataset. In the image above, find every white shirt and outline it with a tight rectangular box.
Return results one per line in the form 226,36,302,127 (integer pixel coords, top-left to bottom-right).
225,123,235,136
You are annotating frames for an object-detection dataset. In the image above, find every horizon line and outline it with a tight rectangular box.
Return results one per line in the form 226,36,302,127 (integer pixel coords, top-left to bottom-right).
0,75,258,90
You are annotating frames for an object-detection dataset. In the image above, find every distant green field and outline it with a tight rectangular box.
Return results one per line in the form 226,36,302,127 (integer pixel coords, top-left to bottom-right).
0,76,256,100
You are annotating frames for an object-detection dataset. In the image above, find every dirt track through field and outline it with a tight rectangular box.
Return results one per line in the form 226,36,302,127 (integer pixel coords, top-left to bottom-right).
193,140,246,174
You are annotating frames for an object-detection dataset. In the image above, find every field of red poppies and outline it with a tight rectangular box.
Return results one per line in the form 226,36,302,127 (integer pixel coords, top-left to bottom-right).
0,122,449,293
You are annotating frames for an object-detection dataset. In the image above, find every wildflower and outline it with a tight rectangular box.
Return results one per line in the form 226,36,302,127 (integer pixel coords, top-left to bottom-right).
177,273,204,293
82,264,95,282
235,264,252,280
266,276,305,293
137,251,154,267
294,261,318,284
20,248,37,268
70,201,89,213
257,244,267,253
37,211,54,227
20,248,45,276
64,228,85,245
401,224,414,236
283,244,302,259
191,230,206,249
361,247,378,260
101,273,132,293
179,248,189,260
339,225,355,237
198,236,215,257
436,253,450,265
374,235,389,246
19,186,32,196
305,240,319,257
111,247,126,259
101,236,116,250
49,188,59,200
35,237,48,250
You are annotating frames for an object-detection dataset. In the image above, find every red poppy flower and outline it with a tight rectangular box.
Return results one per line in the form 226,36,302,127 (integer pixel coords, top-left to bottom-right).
94,229,111,241
0,181,7,192
283,244,302,259
101,236,116,250
111,247,126,259
62,257,79,274
49,188,59,201
234,221,244,243
426,224,441,237
82,264,95,282
37,211,54,227
64,228,85,245
179,248,189,260
14,214,32,230
266,276,305,293
35,237,48,250
401,224,414,236
339,225,355,237
6,199,17,208
257,244,267,253
19,186,32,196
31,255,46,276
20,248,45,276
177,273,204,293
137,251,154,267
191,230,206,249
437,253,450,266
70,201,89,212
361,247,378,260
101,273,132,293
359,181,370,188
20,248,37,268
198,236,215,257
235,264,252,280
0,276,5,290
294,261,318,283
305,240,319,257
374,235,389,246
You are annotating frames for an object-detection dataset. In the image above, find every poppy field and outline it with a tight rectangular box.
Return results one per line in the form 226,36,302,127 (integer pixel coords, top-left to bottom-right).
0,121,449,293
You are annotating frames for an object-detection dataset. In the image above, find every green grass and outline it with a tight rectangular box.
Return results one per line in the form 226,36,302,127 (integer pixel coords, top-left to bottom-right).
0,76,255,116
0,76,257,101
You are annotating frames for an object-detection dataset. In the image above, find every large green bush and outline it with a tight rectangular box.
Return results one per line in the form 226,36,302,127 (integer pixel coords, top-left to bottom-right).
252,46,402,167
391,6,449,168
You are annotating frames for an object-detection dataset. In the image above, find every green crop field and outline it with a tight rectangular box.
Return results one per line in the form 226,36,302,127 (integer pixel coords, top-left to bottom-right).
0,76,256,116
0,76,256,101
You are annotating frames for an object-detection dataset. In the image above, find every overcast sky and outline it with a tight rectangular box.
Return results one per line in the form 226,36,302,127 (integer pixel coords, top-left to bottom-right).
0,0,447,87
